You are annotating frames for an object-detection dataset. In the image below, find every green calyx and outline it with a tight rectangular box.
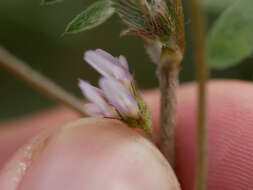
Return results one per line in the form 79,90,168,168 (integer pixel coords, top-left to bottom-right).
120,93,152,134
137,97,152,133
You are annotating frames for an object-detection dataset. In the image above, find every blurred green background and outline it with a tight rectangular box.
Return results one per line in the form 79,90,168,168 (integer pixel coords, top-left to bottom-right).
0,0,252,121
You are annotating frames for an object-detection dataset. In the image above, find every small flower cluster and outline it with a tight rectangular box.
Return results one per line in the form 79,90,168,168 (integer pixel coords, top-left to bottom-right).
79,49,152,133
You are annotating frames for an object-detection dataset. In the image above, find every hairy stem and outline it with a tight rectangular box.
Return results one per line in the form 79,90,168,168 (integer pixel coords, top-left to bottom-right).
0,46,87,116
145,0,185,166
156,0,185,167
146,41,181,167
157,66,179,166
188,0,209,189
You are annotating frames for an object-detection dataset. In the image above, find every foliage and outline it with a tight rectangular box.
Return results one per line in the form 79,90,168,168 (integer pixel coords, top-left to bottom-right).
202,0,237,11
64,0,115,34
207,0,253,68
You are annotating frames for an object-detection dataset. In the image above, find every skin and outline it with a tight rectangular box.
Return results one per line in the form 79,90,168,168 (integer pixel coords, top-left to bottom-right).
0,80,253,189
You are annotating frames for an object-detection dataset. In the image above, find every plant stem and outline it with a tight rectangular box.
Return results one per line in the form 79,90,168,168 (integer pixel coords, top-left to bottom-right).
146,41,182,167
188,0,209,189
157,66,179,166
145,0,185,166
157,0,185,167
0,46,87,116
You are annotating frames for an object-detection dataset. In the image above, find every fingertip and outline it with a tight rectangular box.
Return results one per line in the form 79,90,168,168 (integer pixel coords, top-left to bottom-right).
0,118,179,190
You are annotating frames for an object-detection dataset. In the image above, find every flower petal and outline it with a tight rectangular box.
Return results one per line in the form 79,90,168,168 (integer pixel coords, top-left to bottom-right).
95,49,116,64
84,103,104,116
95,49,129,71
84,49,130,81
79,79,119,118
78,79,108,112
99,77,139,118
84,103,118,117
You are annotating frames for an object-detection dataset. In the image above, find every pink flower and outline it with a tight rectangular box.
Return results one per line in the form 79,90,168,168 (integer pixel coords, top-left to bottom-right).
79,49,152,132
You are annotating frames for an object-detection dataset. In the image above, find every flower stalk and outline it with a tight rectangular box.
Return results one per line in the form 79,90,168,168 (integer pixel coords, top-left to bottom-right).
157,66,179,166
188,0,209,189
0,46,87,116
144,0,185,166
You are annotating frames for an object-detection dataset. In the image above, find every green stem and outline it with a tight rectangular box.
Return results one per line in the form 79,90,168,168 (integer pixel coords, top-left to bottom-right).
0,46,87,116
188,0,209,190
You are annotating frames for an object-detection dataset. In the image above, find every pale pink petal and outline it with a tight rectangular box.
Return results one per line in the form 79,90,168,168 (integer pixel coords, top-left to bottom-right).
84,103,104,116
99,77,139,118
95,49,129,71
84,103,118,118
95,49,116,64
78,79,108,113
84,50,130,82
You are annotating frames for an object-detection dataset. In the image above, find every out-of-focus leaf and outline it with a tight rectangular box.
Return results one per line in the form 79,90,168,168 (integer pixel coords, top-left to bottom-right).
64,0,115,34
41,0,63,5
207,0,253,69
202,0,238,11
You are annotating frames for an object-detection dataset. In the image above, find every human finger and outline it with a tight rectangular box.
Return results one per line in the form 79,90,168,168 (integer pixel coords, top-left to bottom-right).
0,118,180,190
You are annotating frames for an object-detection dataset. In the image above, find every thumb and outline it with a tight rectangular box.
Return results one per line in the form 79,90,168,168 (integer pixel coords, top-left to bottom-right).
0,118,180,190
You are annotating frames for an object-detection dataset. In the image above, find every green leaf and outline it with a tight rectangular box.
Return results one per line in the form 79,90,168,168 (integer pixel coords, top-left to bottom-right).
207,0,253,69
64,0,115,34
41,0,63,5
202,0,238,11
